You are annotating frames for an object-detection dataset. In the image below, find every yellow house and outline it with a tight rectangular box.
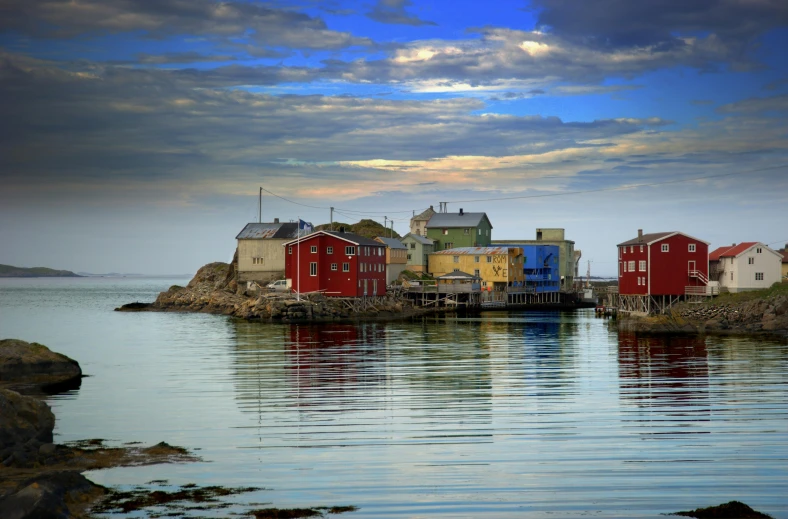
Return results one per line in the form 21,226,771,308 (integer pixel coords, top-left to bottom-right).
429,247,524,290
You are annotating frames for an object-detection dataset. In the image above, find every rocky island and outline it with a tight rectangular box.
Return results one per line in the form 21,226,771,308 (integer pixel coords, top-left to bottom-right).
0,264,81,278
117,260,446,322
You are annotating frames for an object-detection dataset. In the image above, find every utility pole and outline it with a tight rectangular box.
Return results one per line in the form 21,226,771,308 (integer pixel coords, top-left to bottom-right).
384,216,387,233
258,187,262,223
330,207,334,231
390,220,394,238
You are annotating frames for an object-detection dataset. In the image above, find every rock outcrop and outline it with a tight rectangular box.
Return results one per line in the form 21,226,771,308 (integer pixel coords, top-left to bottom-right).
0,471,105,519
0,339,82,394
617,292,788,337
0,389,55,467
117,261,441,322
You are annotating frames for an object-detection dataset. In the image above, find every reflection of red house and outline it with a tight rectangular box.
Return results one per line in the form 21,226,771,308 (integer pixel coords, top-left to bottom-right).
283,230,387,297
618,230,709,296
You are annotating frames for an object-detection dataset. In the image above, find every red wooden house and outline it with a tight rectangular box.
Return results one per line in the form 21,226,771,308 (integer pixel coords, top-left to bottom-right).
617,230,709,312
283,230,387,297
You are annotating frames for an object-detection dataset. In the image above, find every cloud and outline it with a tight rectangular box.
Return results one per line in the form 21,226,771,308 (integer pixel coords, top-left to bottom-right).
367,0,436,26
0,0,372,50
533,0,788,63
321,27,740,89
553,85,642,95
716,94,788,114
136,52,236,64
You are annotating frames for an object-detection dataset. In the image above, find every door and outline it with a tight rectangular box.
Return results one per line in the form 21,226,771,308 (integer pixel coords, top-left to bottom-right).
688,260,696,274
373,279,378,295
363,279,368,296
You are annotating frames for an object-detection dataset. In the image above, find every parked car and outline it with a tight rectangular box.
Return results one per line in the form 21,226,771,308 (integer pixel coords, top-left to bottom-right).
266,279,289,292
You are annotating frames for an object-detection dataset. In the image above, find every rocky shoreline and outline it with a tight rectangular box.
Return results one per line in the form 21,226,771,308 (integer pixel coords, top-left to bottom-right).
615,287,788,339
116,261,450,322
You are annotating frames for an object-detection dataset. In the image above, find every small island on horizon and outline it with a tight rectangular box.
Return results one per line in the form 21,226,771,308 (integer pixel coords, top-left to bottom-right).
0,264,81,278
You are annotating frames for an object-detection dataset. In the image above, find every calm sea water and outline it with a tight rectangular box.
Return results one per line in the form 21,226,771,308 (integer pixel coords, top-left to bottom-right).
1,277,787,519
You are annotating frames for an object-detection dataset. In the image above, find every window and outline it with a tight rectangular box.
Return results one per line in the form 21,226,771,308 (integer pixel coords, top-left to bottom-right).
619,262,623,276
628,261,635,272
345,246,355,255
453,256,459,263
629,246,633,253
748,257,754,265
756,247,762,254
331,263,337,271
487,256,492,263
475,256,480,263
410,243,416,249
486,229,489,236
640,245,643,253
443,229,448,235
474,269,480,277
478,229,481,235
343,263,350,272
688,243,696,252
503,269,508,276
637,277,641,286
464,228,470,235
327,247,333,254
288,247,292,254
445,242,453,249
252,257,264,265
619,248,622,259
407,254,412,260
755,272,764,281
639,260,646,271
624,262,628,273
310,246,317,254
453,268,460,272
309,262,317,276
661,244,669,252
731,271,734,281
379,248,383,256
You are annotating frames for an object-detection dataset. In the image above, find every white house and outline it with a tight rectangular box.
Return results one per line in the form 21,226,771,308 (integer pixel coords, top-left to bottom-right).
709,242,783,293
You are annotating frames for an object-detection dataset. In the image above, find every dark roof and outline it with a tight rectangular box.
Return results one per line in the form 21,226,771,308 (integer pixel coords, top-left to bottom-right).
617,231,709,247
375,237,407,249
426,212,492,229
282,230,385,247
412,206,436,221
236,222,300,240
402,233,434,245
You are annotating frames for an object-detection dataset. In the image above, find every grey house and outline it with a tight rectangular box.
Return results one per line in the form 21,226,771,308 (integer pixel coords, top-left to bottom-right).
401,233,435,273
236,220,302,285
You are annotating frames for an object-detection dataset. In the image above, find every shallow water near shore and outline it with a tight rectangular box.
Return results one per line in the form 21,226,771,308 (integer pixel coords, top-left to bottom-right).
1,277,787,518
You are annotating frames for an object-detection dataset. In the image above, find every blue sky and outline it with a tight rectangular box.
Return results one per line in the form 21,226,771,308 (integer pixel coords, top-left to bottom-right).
1,0,787,275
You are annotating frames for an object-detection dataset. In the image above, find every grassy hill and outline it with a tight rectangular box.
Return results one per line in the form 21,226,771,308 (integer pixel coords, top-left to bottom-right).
0,264,81,277
314,219,402,240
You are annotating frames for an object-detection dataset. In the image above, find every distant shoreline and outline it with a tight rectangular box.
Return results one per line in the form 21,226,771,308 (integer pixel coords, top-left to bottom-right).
0,264,81,278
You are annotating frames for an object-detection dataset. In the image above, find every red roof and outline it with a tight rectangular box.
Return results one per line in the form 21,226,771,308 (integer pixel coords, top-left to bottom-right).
709,242,758,261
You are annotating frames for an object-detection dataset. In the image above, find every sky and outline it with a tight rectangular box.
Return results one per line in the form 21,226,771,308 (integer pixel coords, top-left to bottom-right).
1,0,787,276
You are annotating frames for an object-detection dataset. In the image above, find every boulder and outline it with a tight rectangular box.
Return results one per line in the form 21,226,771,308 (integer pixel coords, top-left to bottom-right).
0,471,105,519
0,339,81,394
0,389,55,465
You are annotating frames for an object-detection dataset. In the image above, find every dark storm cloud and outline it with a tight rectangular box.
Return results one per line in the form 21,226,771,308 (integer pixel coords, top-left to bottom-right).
366,0,436,26
0,52,668,186
0,0,371,50
533,0,787,67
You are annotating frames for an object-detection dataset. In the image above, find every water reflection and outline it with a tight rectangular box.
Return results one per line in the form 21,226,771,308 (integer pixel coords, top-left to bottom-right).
617,332,710,409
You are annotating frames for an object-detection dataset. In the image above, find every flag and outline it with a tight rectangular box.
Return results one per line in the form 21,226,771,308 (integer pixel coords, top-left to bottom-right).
298,219,313,233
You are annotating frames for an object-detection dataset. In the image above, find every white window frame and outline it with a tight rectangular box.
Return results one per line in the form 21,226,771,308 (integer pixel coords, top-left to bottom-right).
453,256,459,263
309,262,317,276
628,261,635,272
331,263,337,271
345,246,355,256
755,272,764,280
688,243,696,252
288,247,292,254
661,244,669,252
639,260,646,272
310,245,317,254
327,247,333,254
748,257,754,265
343,262,350,272
624,262,628,273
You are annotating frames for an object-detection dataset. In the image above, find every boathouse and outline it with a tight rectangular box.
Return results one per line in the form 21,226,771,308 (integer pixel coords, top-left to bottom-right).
428,246,524,291
283,230,386,297
236,220,302,286
615,230,711,313
374,236,408,284
425,209,493,251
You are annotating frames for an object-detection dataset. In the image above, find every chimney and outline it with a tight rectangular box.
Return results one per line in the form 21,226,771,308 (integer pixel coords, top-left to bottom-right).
274,217,279,224
732,243,736,246
429,205,433,210
637,229,643,242
339,226,345,233
459,208,464,216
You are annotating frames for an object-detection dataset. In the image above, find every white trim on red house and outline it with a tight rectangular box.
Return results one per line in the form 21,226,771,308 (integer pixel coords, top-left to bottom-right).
281,230,380,248
643,232,711,246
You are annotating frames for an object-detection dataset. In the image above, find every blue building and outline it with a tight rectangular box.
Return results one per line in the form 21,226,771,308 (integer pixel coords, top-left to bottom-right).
509,244,560,293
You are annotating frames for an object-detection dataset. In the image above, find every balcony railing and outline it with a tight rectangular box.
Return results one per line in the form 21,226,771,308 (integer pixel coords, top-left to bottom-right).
685,285,719,296
689,269,708,284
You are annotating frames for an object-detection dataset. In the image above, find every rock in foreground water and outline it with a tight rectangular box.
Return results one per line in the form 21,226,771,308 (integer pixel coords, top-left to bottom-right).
0,389,55,466
0,339,82,393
